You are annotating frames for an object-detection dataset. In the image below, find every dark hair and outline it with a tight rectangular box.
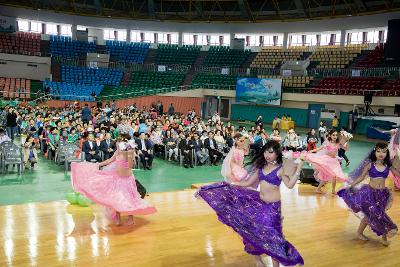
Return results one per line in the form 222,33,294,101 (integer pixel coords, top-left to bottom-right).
369,142,391,167
308,128,316,137
327,129,340,143
247,140,283,169
273,128,280,134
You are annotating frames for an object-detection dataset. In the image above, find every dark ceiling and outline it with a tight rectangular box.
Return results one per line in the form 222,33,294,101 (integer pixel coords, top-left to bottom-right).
1,0,399,22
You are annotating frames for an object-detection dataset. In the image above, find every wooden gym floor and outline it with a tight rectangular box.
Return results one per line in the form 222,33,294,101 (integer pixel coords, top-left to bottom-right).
1,183,399,267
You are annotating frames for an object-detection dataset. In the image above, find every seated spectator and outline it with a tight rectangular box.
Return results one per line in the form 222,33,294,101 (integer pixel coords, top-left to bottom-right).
283,128,301,151
204,131,223,166
192,132,208,165
164,130,178,161
0,128,11,144
23,134,40,169
179,133,194,168
135,132,154,170
100,132,116,160
82,133,101,162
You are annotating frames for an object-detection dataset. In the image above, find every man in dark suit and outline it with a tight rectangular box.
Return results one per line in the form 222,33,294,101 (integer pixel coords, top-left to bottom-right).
135,132,154,170
191,132,208,165
204,131,223,165
179,133,194,168
100,132,116,160
83,133,101,162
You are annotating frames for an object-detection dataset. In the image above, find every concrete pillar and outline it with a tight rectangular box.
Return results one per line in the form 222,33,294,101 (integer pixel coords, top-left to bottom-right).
340,29,346,47
72,24,77,40
283,32,288,48
127,29,131,42
178,31,183,46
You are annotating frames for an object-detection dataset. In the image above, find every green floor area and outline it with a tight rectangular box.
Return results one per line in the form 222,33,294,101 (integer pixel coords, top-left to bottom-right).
0,138,375,206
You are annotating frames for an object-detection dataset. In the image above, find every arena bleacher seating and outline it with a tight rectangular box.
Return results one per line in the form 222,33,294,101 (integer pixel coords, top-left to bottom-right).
49,35,96,57
204,46,251,67
44,80,102,101
0,77,31,99
0,32,41,56
155,44,201,65
308,76,385,95
106,40,150,63
61,65,123,86
308,45,366,69
251,47,305,69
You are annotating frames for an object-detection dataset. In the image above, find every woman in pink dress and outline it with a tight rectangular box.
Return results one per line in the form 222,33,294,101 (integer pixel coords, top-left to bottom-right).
303,129,347,194
388,128,400,189
221,133,249,183
71,136,156,226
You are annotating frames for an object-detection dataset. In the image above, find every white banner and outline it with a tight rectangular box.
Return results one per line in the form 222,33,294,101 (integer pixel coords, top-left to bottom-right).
158,65,166,72
351,69,361,77
221,68,229,75
282,69,292,77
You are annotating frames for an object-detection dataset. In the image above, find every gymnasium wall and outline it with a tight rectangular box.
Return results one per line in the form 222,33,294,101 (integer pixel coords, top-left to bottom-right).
0,53,51,80
44,96,205,115
231,104,309,127
2,5,399,34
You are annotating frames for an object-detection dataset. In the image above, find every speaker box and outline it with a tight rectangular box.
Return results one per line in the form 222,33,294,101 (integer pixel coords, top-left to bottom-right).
395,104,400,114
385,19,400,65
364,93,373,103
299,169,318,186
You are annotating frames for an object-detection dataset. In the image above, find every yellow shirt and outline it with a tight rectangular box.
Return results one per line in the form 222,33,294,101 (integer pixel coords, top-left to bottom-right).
332,118,339,127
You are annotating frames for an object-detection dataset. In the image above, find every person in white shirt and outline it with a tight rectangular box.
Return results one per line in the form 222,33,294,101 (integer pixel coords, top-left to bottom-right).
0,128,11,144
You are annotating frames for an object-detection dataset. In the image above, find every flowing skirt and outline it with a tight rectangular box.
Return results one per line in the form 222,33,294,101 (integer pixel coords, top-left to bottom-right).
304,153,346,182
71,162,156,217
197,182,304,266
337,185,397,237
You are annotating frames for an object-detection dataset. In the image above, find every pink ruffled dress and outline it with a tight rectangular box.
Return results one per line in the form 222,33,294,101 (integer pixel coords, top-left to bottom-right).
221,147,248,183
304,142,347,182
71,154,156,218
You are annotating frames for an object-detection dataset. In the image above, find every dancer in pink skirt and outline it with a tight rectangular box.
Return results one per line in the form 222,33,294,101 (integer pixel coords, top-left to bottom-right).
303,129,347,194
221,133,249,183
71,136,156,226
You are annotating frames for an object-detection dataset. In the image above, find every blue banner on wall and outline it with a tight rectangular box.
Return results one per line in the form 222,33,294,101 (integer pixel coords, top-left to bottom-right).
0,15,17,33
236,78,282,105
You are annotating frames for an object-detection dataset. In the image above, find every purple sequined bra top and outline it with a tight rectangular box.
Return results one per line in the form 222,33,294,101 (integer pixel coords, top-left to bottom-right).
368,163,390,179
258,165,282,186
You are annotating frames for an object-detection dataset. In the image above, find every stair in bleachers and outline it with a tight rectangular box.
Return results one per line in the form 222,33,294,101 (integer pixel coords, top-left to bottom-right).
302,51,313,60
122,71,131,86
96,44,108,54
242,52,258,68
40,40,51,57
182,51,207,86
51,62,62,82
143,49,157,65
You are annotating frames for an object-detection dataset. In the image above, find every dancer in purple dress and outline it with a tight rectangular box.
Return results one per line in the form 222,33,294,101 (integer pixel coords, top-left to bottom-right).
197,140,304,267
337,142,400,246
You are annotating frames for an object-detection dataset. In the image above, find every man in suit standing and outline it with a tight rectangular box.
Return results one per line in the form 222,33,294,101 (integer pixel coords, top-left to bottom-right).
100,132,116,160
136,132,154,170
179,133,194,168
204,131,223,165
81,104,91,124
83,133,101,162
